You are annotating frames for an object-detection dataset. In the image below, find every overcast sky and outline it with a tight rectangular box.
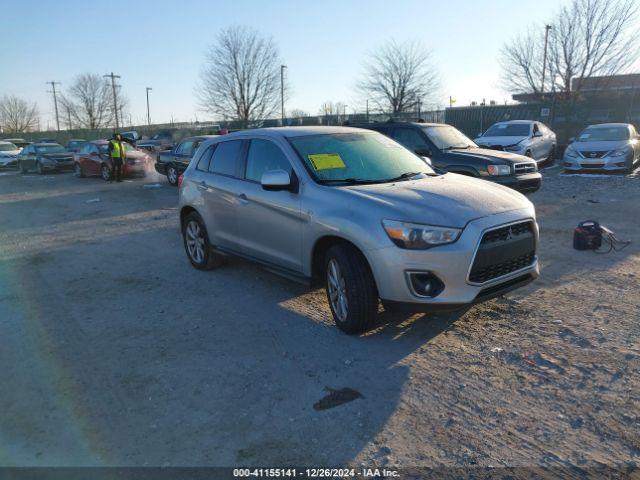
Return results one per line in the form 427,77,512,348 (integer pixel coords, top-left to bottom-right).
0,0,618,128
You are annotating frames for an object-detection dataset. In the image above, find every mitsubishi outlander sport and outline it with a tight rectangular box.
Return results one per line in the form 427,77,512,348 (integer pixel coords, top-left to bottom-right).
179,127,539,334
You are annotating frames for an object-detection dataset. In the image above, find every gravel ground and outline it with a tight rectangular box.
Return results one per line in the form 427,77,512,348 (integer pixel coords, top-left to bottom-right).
0,167,638,475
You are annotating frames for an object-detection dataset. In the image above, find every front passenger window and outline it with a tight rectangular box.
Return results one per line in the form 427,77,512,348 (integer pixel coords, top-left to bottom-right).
245,139,292,182
391,128,430,154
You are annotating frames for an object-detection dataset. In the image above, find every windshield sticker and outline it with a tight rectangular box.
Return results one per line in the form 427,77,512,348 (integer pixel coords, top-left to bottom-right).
308,153,346,170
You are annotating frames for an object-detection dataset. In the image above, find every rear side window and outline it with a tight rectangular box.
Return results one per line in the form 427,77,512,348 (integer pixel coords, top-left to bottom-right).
196,146,215,172
209,140,243,177
245,139,292,182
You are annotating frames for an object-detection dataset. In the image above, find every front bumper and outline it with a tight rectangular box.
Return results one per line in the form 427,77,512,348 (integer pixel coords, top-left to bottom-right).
491,172,541,193
563,155,630,171
0,158,18,168
42,161,74,171
367,208,539,308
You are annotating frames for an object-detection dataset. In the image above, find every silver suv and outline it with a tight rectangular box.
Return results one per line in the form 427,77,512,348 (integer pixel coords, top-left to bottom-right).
179,127,539,334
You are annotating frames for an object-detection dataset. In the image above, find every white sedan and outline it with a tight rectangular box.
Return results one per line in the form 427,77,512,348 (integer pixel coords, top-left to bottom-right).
0,141,21,168
475,120,556,163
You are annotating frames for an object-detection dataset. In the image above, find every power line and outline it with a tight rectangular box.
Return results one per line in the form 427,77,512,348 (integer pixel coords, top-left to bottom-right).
46,81,61,131
104,72,121,129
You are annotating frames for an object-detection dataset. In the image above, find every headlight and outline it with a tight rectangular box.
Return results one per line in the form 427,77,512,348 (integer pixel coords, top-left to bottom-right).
487,164,511,176
382,219,462,249
565,146,578,158
504,145,522,152
609,147,631,157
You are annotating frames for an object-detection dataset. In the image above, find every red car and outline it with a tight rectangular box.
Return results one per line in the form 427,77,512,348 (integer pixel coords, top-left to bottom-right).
73,140,153,181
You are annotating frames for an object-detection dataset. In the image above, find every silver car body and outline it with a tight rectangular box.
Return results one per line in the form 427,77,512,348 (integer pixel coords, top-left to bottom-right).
563,123,640,172
179,127,539,308
476,120,556,163
0,141,21,167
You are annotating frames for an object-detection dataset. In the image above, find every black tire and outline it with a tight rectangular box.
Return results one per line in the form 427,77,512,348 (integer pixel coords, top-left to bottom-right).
181,212,224,270
167,164,179,186
74,162,85,178
19,161,28,174
36,161,43,175
547,145,556,162
101,164,111,182
325,243,379,334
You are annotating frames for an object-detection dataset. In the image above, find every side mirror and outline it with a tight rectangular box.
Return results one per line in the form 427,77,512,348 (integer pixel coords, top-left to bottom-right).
420,156,433,167
261,169,293,192
533,131,542,137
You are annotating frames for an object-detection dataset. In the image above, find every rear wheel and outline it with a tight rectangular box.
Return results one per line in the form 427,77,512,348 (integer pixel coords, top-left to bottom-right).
182,212,224,270
74,162,85,178
101,164,111,181
325,244,379,334
19,161,28,174
167,164,179,186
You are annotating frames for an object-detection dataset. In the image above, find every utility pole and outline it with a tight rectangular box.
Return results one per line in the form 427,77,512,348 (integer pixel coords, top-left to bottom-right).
280,65,287,124
46,81,61,131
104,72,121,129
366,99,369,121
146,87,152,126
540,24,552,98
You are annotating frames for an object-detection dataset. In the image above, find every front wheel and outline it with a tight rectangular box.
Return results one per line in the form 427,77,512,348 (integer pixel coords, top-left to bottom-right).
325,244,379,334
36,162,43,175
167,164,179,186
101,164,111,181
182,212,224,270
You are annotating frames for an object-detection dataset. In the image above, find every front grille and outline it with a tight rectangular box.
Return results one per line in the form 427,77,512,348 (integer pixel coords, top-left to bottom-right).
487,145,505,151
469,221,536,284
514,162,537,174
580,163,605,169
579,151,608,159
54,157,73,163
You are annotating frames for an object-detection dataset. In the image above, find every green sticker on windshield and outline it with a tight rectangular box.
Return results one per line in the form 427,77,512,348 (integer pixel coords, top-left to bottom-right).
308,153,346,170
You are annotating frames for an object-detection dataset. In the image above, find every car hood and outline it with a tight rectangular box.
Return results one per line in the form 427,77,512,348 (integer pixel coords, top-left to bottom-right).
341,173,531,228
0,149,21,156
446,147,532,165
475,136,528,147
571,140,630,152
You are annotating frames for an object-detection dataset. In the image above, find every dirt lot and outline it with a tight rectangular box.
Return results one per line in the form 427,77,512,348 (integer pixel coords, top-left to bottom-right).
0,166,638,474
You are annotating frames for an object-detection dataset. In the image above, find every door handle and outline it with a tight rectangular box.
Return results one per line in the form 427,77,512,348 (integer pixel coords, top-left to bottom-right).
238,193,249,204
197,180,207,191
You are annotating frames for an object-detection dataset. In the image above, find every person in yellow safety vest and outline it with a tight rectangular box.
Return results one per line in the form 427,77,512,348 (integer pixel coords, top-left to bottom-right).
107,133,126,182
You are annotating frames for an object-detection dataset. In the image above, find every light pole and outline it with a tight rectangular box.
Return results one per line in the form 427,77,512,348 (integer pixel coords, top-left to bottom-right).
366,99,369,121
104,72,121,129
280,65,287,124
540,24,552,97
46,81,61,131
146,87,152,126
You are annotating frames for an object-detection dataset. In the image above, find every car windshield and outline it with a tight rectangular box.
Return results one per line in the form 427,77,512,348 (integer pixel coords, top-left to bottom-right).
483,123,530,137
151,132,171,140
35,145,66,154
289,132,434,184
578,126,629,142
0,143,18,151
422,125,477,150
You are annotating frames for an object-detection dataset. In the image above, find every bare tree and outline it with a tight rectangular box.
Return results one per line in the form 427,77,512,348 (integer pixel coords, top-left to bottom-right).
197,26,284,126
358,40,439,114
318,101,346,116
288,108,309,118
501,0,638,95
60,73,128,129
0,95,39,133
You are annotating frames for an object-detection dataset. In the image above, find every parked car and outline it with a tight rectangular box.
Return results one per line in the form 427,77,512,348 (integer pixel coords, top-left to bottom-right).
155,135,218,185
65,139,86,153
3,138,31,150
475,120,556,163
73,140,153,181
0,141,21,168
120,131,140,144
179,127,539,334
352,121,541,193
18,142,74,174
136,129,176,153
563,123,640,173
37,138,57,143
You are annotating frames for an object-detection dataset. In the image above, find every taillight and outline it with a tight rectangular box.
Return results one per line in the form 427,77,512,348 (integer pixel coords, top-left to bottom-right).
178,174,184,187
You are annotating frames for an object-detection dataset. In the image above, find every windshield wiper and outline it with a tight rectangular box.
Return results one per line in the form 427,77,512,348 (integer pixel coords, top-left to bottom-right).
443,145,472,151
316,178,381,185
382,171,423,182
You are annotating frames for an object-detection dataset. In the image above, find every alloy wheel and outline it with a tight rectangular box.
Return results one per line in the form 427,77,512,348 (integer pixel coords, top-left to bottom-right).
327,258,348,322
101,165,110,181
185,220,206,264
167,166,178,185
74,163,82,177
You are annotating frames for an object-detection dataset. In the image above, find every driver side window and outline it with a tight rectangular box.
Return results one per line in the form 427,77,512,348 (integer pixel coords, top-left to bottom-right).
245,139,292,183
391,128,430,154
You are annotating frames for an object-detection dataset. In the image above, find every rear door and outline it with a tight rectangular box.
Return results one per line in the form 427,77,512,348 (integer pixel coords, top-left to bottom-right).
196,139,245,250
235,137,303,272
173,139,196,169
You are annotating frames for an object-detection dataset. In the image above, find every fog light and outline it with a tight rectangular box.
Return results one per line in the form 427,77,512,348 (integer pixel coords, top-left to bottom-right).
407,272,445,298
564,162,573,167
615,162,625,167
